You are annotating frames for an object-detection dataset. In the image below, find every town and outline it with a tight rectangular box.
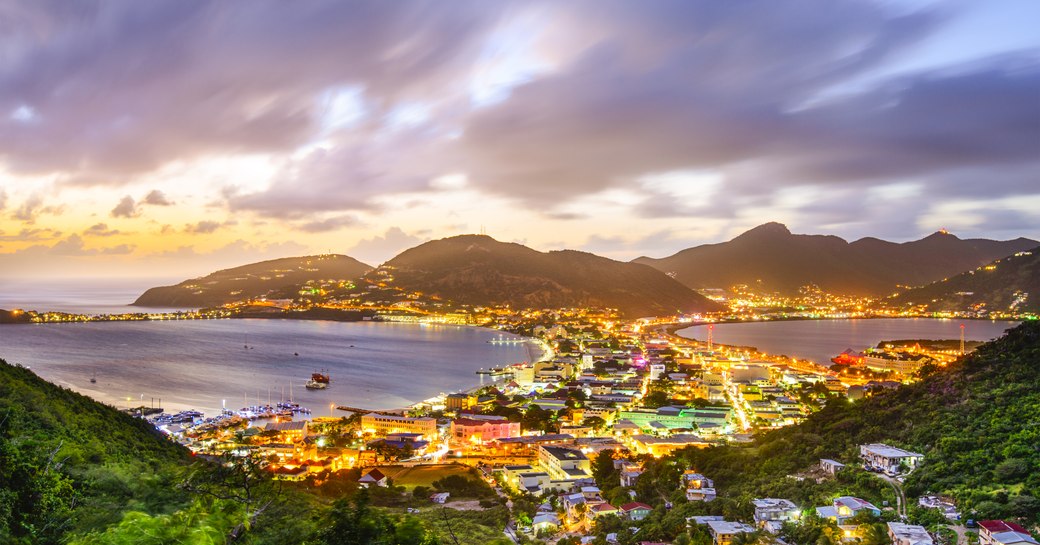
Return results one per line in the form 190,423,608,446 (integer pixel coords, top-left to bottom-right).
135,302,1026,545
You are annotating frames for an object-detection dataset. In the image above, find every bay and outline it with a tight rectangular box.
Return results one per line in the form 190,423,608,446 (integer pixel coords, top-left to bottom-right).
0,319,539,415
676,318,1017,365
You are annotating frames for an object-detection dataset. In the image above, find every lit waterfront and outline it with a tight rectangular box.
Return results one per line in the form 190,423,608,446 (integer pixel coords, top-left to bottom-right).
678,318,1017,365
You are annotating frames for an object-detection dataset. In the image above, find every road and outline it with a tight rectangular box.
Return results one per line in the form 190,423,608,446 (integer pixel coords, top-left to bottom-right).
949,524,972,545
876,473,907,518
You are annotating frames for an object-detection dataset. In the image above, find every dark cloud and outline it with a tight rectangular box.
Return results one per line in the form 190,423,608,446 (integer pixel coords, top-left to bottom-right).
460,0,942,204
0,1,504,182
110,195,138,218
142,189,174,206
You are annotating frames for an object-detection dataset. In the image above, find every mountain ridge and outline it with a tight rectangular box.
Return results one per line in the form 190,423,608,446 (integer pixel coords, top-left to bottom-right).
375,234,723,317
634,224,1038,295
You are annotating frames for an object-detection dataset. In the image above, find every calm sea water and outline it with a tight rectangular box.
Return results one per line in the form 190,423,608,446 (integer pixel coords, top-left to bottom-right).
0,319,538,415
0,277,185,314
677,318,1018,364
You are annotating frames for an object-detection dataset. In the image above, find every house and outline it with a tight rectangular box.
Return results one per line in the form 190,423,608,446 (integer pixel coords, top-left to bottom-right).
358,468,388,488
820,458,846,476
978,521,1040,545
706,520,756,545
860,443,924,474
816,497,881,525
619,462,644,487
445,392,478,411
269,465,308,482
753,498,799,528
681,470,716,502
430,492,450,504
620,502,653,521
587,502,619,523
532,513,561,535
888,522,934,545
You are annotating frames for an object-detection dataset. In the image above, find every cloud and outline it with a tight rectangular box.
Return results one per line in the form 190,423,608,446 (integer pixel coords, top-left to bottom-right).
0,227,61,242
185,220,222,234
345,227,426,265
110,196,139,218
141,189,174,206
296,215,359,233
49,234,134,256
0,189,6,210
83,223,122,237
0,1,505,183
12,194,43,222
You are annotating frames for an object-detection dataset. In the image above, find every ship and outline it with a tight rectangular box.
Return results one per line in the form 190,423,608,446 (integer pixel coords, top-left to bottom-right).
305,369,330,389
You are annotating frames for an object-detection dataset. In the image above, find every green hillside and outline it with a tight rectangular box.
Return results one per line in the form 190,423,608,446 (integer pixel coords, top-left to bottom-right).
0,359,191,543
623,321,1039,542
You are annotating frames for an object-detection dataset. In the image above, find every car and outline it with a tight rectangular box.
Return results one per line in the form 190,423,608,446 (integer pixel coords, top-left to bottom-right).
965,519,976,529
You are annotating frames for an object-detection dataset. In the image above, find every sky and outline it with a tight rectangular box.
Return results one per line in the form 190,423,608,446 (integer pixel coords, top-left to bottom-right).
0,0,1038,279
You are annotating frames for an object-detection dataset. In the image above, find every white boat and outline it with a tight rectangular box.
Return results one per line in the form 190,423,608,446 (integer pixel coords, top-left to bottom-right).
304,379,327,390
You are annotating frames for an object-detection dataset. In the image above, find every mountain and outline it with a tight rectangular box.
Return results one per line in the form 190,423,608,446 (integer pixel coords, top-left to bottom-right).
634,223,1038,295
133,254,372,308
374,234,723,317
890,247,1040,313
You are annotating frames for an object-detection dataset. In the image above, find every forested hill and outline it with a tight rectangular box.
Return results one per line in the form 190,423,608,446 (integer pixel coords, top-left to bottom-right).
891,247,1040,313
0,358,190,543
670,320,1039,526
133,254,372,308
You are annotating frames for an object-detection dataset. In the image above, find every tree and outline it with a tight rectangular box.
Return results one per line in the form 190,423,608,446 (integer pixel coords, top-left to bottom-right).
859,523,892,545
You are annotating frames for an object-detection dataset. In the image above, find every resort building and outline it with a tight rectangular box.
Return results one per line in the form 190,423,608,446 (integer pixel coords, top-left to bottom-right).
816,497,881,525
361,413,437,438
450,418,520,444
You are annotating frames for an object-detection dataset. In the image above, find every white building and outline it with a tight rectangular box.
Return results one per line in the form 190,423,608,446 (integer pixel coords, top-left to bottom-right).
753,498,800,528
888,523,934,545
860,443,924,473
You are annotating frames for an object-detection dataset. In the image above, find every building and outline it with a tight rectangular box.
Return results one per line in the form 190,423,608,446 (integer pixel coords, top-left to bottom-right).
706,520,756,545
752,498,799,527
860,443,924,473
537,445,591,481
450,418,520,444
445,392,478,411
816,497,881,525
361,413,437,438
888,522,934,545
630,434,709,457
681,471,716,502
430,492,450,504
979,521,1040,545
358,468,388,488
863,352,930,375
264,420,308,441
531,513,561,535
620,502,653,521
820,458,846,476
